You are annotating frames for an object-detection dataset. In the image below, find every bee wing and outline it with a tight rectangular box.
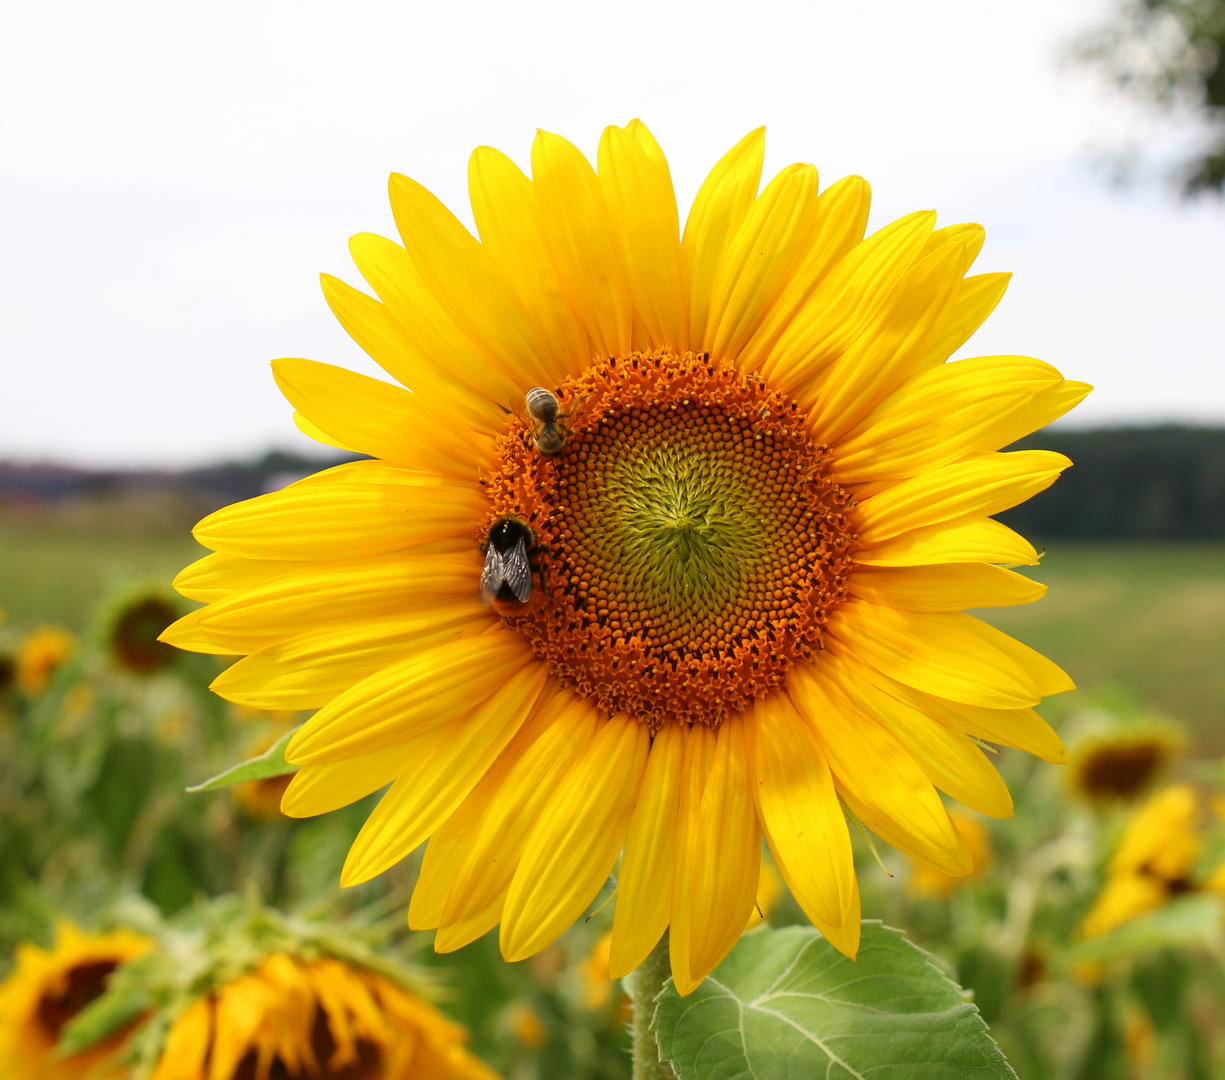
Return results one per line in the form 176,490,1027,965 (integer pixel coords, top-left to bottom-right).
479,547,505,607
501,536,534,602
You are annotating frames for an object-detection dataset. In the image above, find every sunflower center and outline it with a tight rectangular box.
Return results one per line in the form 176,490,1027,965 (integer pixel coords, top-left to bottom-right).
482,350,856,728
35,961,117,1039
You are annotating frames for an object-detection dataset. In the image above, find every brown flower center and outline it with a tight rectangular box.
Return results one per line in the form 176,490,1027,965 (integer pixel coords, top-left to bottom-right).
482,350,856,728
35,960,117,1040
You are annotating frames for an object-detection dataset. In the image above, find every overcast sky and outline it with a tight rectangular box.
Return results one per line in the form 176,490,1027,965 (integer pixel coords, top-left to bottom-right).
2,0,1223,468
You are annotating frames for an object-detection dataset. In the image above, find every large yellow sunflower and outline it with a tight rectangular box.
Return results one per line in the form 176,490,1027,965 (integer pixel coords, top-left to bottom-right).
165,122,1087,995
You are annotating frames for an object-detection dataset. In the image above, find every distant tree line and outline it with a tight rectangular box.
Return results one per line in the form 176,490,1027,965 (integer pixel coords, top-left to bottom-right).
999,426,1225,539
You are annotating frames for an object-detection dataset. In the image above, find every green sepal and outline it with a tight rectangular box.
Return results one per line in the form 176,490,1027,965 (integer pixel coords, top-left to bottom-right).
186,725,301,792
654,921,1017,1080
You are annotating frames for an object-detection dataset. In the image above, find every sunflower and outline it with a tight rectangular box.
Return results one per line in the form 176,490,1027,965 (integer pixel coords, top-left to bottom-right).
102,590,181,675
0,922,151,1080
1080,784,1202,939
16,625,75,696
165,122,1086,994
149,952,496,1080
1068,725,1182,804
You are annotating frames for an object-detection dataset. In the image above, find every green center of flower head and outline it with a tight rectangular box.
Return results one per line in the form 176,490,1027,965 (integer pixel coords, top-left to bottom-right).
484,349,858,729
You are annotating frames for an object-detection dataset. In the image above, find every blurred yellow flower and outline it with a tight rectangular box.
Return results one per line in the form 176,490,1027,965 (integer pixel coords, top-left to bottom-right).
150,952,498,1080
1068,727,1181,804
0,921,151,1080
908,809,992,897
16,625,74,696
579,931,615,1010
506,1002,548,1049
1081,784,1202,938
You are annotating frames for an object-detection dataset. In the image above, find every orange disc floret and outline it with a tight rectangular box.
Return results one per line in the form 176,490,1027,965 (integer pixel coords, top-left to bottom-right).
482,349,857,728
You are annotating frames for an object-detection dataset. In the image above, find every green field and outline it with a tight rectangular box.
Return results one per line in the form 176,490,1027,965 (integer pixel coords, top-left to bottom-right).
2,509,1222,749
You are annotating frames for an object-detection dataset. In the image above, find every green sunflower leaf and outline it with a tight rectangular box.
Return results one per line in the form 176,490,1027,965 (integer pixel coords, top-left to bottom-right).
55,982,152,1057
653,921,1016,1080
185,724,301,792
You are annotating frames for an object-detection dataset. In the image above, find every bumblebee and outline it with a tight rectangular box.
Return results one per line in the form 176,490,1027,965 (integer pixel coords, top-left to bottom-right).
523,386,585,456
479,515,547,612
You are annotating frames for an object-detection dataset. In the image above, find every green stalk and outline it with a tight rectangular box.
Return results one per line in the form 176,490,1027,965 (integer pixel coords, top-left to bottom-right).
631,933,676,1080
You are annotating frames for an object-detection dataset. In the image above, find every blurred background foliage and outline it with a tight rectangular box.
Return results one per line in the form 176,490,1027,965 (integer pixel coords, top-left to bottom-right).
1071,0,1225,193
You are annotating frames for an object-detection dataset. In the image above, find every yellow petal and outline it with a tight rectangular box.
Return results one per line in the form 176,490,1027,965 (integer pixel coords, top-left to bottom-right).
159,608,240,655
705,163,822,362
531,130,632,358
387,172,557,387
407,679,572,933
174,552,312,604
848,563,1046,611
500,714,649,962
468,146,590,375
854,513,1040,568
737,174,871,371
746,695,855,929
957,617,1075,696
340,661,549,886
598,122,687,351
853,450,1072,544
320,270,502,435
193,468,488,562
918,272,1010,367
196,552,478,654
670,718,760,995
806,239,970,442
294,411,357,452
828,601,1040,709
151,998,212,1080
608,721,685,978
286,632,535,765
789,664,971,876
434,691,602,949
273,357,490,478
681,127,764,351
763,209,936,391
210,605,492,710
831,355,1067,483
281,734,441,818
821,649,1013,818
920,222,985,265
845,657,1067,763
970,379,1094,453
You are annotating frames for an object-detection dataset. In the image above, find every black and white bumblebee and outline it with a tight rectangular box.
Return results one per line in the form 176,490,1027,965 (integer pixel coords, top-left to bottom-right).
479,515,547,613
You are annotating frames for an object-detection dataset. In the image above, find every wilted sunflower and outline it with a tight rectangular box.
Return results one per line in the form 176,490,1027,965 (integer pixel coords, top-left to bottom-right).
1080,784,1202,938
0,922,151,1080
16,625,75,696
149,952,496,1080
165,122,1086,994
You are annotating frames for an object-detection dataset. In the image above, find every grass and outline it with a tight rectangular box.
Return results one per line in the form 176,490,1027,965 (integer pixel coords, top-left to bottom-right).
2,503,1222,748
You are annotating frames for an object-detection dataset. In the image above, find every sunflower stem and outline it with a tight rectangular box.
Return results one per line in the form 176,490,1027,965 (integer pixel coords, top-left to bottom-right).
631,933,676,1080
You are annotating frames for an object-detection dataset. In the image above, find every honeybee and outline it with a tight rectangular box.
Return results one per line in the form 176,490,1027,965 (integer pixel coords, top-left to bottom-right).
479,515,547,612
523,386,585,456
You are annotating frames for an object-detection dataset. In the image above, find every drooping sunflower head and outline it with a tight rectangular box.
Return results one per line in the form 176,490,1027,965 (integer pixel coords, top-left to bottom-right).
0,922,151,1080
166,122,1088,994
16,625,75,697
96,587,182,676
1068,725,1182,804
150,953,496,1080
1080,784,1204,939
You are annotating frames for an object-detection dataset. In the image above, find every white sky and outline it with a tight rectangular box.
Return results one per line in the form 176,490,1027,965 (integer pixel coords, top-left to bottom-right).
2,0,1223,468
